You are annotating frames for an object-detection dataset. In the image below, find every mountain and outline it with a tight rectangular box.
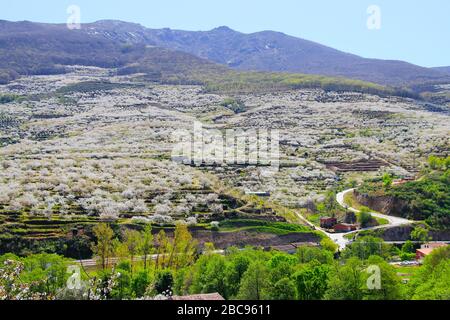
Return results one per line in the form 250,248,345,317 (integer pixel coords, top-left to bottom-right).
0,20,227,84
0,20,448,92
83,20,450,87
433,66,450,75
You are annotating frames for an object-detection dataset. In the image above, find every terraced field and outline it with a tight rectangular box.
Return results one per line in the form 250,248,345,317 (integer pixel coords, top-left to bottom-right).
0,66,448,255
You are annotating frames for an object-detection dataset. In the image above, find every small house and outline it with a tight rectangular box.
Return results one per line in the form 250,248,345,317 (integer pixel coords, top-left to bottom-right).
333,223,357,233
320,217,337,228
416,243,448,261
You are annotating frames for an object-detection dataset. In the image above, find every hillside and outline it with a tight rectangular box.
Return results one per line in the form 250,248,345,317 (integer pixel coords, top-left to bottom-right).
0,20,229,85
85,20,450,87
0,20,410,97
1,20,449,89
357,157,450,230
433,66,450,74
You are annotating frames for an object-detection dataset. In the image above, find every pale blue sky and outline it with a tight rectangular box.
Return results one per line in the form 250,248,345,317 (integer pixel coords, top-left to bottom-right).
1,0,449,67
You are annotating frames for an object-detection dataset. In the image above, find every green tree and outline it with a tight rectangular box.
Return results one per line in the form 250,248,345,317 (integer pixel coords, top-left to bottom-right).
173,267,191,296
294,263,329,300
168,222,198,270
409,245,450,300
139,225,153,270
342,236,391,260
91,224,116,270
153,269,174,295
10,254,70,297
112,262,132,299
270,278,297,300
190,254,228,297
123,229,142,274
411,226,431,243
267,253,298,284
358,207,373,228
428,155,441,170
155,230,170,270
296,246,334,265
237,261,269,300
320,238,338,253
324,258,364,300
362,256,403,300
224,252,251,298
324,190,337,212
132,270,152,298
412,260,450,300
401,240,415,253
382,173,393,188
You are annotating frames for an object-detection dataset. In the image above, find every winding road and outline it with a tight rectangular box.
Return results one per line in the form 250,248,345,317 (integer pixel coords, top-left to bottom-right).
336,189,412,227
296,188,414,250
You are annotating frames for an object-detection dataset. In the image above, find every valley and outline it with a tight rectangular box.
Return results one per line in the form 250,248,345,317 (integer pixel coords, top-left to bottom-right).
0,66,448,258
0,11,449,302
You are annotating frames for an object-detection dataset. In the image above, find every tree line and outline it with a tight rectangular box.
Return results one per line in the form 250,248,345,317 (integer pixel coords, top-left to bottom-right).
0,223,449,300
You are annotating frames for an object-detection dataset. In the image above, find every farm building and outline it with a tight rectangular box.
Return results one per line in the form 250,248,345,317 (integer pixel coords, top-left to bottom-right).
416,243,448,260
320,217,337,228
333,223,357,233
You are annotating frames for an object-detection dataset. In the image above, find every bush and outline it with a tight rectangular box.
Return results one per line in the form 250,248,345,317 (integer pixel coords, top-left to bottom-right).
0,94,21,104
358,207,374,228
131,270,152,298
220,97,246,113
153,269,174,295
399,252,416,261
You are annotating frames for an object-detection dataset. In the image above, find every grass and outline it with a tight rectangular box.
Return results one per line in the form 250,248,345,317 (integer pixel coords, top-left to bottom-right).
394,265,420,281
343,191,365,211
344,233,355,240
307,213,321,226
218,219,319,236
394,265,420,274
373,216,389,225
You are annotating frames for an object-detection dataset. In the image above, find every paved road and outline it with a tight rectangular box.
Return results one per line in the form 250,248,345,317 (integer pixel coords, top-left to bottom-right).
336,188,412,226
296,188,415,250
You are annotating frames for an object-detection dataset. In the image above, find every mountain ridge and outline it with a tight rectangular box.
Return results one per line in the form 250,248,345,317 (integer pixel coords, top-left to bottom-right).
433,66,450,74
0,19,449,89
83,20,450,86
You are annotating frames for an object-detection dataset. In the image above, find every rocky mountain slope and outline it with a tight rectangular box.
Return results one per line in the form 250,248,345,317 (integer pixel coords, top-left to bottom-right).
84,20,450,86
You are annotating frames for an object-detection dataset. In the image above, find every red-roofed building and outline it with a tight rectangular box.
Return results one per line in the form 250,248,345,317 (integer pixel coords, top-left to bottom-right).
333,223,357,233
416,243,448,260
320,217,337,229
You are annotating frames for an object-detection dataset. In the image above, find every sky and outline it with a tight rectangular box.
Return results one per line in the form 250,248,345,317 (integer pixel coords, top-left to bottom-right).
1,0,449,67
